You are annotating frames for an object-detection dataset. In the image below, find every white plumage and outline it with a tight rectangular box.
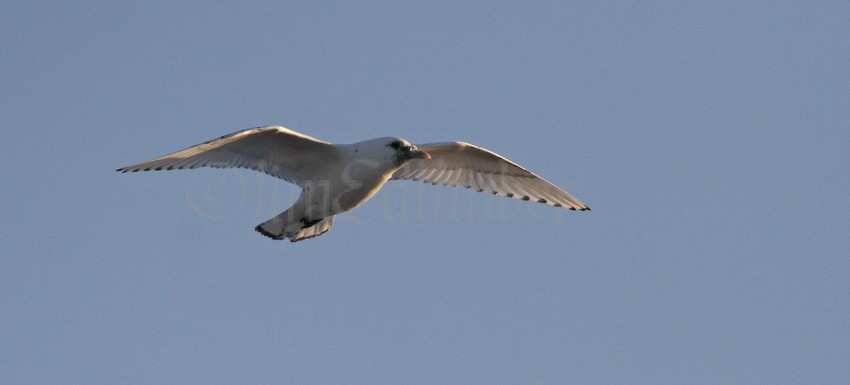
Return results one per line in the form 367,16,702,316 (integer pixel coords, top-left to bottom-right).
118,125,589,242
392,142,587,210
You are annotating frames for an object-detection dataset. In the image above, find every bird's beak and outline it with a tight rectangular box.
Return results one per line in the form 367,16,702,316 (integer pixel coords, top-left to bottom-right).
405,146,431,160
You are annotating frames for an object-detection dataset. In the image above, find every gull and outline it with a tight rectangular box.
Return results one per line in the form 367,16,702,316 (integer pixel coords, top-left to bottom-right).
117,126,589,242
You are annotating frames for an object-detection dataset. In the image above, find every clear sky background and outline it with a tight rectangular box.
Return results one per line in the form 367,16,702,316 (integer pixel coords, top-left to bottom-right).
1,2,848,384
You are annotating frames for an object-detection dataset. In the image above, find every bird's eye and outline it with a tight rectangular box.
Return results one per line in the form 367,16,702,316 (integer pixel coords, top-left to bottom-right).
389,141,402,149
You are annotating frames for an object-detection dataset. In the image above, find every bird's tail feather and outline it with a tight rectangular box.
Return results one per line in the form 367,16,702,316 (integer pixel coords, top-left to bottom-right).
255,213,335,242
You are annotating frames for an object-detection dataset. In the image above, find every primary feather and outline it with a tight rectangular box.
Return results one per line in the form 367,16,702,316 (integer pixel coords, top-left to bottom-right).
391,142,589,211
116,126,336,186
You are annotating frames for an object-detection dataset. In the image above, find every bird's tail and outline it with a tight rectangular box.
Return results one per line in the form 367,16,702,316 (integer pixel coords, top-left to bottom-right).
255,211,335,242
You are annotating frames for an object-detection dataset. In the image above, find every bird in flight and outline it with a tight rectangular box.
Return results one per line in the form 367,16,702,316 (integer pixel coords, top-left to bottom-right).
117,126,589,242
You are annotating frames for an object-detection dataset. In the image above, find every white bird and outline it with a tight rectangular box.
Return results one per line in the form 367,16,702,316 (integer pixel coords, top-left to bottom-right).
117,126,589,242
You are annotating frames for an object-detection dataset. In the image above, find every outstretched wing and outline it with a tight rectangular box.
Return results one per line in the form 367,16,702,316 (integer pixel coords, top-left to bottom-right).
391,142,589,210
116,126,338,186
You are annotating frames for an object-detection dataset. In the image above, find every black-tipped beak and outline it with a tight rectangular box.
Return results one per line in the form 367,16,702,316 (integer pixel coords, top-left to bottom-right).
404,146,431,160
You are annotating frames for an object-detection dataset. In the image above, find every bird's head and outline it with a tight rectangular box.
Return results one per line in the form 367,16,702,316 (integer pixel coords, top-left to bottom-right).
354,137,430,166
387,138,430,164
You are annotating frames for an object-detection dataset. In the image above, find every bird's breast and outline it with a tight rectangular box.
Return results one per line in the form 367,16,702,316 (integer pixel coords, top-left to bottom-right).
301,157,398,215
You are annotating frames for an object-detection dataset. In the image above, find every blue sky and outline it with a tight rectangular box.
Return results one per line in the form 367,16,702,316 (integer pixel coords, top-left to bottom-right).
1,2,848,384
